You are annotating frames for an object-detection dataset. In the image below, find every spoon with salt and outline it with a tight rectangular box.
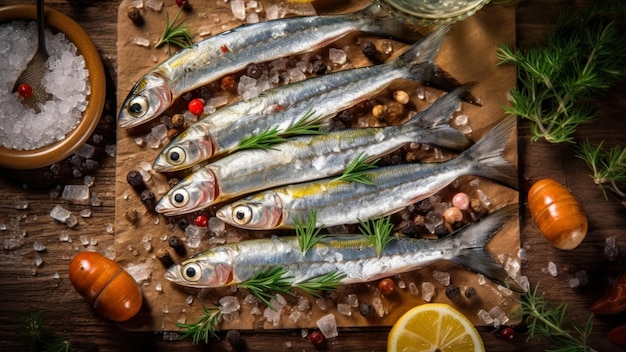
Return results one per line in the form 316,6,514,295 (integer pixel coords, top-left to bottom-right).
13,0,51,111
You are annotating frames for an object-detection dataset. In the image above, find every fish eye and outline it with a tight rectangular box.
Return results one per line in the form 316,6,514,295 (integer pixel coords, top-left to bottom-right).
181,263,202,282
166,146,186,166
232,205,253,225
170,189,189,207
128,96,148,117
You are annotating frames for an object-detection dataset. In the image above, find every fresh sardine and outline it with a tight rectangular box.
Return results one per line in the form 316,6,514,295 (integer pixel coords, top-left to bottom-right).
153,25,467,172
216,115,517,230
154,88,473,216
165,204,522,292
118,4,427,128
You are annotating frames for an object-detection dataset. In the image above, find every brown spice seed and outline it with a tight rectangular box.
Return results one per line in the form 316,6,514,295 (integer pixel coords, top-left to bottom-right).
171,114,185,128
127,6,144,25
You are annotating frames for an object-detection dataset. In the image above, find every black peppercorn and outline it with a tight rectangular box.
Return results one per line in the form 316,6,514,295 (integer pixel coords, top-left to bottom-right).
311,60,327,75
398,220,418,236
226,330,247,351
246,64,265,79
360,41,377,58
445,284,461,301
168,235,186,256
126,170,145,192
156,249,174,268
178,217,189,229
464,286,477,299
140,189,156,210
359,302,374,318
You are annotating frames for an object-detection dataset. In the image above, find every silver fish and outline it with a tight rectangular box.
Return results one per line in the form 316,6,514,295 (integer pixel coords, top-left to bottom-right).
118,4,426,128
153,25,466,172
154,88,473,216
216,115,518,230
165,203,522,292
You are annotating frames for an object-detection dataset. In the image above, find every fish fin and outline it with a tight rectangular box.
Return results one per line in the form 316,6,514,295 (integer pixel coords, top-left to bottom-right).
355,4,425,43
394,26,479,104
447,204,524,292
462,114,518,190
401,86,474,151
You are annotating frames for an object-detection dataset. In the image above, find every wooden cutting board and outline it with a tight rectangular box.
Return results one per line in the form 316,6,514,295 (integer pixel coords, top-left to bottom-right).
114,0,519,332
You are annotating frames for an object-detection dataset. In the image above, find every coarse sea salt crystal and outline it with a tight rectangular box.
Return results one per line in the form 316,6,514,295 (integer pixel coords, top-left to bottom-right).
0,21,89,150
316,314,338,338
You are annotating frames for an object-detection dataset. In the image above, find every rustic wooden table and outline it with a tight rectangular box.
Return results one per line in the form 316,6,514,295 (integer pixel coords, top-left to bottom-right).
0,0,624,351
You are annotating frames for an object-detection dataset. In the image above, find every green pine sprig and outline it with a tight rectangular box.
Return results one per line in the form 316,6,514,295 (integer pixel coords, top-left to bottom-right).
576,139,626,200
513,283,598,352
234,107,326,152
176,305,221,344
18,311,73,352
336,152,379,185
293,271,347,298
294,210,325,255
155,7,193,55
358,216,394,258
238,267,294,309
496,3,626,143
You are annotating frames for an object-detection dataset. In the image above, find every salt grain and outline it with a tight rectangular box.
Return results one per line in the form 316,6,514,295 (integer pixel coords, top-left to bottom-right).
0,21,90,150
316,314,338,338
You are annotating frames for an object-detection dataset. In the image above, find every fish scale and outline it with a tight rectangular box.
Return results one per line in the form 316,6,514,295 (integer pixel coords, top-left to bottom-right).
154,88,473,216
165,204,522,292
153,24,466,172
216,115,518,230
118,4,428,128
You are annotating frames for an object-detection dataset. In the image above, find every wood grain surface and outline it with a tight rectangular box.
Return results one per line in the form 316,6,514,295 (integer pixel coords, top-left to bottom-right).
0,0,625,351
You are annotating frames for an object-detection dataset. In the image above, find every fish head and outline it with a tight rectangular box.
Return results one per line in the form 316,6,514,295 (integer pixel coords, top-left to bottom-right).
119,73,172,128
155,169,217,216
164,249,233,288
216,192,283,229
153,124,214,172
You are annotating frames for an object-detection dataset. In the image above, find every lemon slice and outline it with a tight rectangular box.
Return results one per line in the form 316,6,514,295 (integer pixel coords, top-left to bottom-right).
387,303,485,352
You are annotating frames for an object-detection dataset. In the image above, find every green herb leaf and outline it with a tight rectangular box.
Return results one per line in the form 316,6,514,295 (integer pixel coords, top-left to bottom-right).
293,271,347,298
294,210,325,255
234,107,326,152
238,267,294,309
176,305,221,344
496,4,626,143
576,139,626,199
335,152,379,185
358,216,394,258
155,7,193,55
512,283,599,352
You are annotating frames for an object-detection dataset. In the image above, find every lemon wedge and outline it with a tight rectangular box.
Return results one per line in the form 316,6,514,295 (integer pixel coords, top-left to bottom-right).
387,303,485,352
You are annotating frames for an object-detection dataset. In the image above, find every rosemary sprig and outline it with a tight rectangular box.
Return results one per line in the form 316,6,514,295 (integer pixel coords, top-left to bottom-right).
176,305,221,344
358,216,394,258
294,210,325,255
576,139,626,200
513,284,598,352
293,271,347,298
18,311,73,352
155,6,193,55
238,266,294,309
336,152,379,185
234,107,326,152
496,3,626,143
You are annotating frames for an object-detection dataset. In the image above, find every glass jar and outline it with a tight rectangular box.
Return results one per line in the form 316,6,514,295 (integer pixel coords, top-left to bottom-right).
373,0,491,26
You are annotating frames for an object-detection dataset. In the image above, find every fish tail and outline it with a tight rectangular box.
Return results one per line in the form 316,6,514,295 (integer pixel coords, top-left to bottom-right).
461,114,518,189
395,26,479,104
446,204,524,292
401,86,474,151
353,4,425,43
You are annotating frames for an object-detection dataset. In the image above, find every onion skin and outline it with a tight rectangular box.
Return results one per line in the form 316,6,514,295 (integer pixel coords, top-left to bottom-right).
590,272,626,315
528,178,588,250
69,251,142,322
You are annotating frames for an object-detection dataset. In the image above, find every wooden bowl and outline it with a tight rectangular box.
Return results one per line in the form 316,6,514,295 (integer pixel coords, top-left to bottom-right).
0,5,106,170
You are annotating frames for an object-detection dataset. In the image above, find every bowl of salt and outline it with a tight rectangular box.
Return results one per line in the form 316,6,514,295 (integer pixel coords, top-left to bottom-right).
0,5,105,170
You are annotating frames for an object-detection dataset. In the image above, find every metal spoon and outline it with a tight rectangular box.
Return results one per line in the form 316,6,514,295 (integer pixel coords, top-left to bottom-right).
13,0,51,111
